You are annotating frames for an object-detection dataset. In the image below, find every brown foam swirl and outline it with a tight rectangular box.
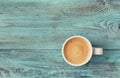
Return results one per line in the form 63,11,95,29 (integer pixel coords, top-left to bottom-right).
64,37,91,64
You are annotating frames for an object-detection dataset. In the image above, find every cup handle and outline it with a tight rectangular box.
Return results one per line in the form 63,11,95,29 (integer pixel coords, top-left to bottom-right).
93,47,103,55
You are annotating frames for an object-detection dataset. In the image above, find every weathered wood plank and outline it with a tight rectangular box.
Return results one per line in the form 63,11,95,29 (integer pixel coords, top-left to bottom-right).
0,1,120,49
0,29,120,49
0,49,119,78
0,0,119,78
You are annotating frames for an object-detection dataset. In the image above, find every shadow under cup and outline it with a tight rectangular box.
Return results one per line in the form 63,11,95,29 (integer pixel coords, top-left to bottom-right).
62,36,92,66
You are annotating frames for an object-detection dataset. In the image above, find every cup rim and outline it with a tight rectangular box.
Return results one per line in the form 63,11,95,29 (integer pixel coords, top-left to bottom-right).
62,36,93,66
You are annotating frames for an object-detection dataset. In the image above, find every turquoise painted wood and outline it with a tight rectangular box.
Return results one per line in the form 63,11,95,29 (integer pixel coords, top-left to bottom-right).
0,0,120,49
0,0,119,78
0,49,119,78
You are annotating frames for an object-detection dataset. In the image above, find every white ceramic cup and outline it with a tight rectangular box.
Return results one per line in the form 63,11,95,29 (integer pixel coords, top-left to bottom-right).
62,36,103,66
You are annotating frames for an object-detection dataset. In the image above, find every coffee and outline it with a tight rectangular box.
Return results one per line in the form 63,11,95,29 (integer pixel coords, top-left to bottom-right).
63,37,91,64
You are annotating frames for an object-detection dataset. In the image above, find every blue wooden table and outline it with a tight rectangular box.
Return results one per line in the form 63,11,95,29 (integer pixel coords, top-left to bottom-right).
0,0,120,78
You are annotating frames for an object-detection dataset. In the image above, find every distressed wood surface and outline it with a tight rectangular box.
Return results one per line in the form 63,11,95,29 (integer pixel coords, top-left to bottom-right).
0,49,119,78
0,0,120,49
0,0,120,78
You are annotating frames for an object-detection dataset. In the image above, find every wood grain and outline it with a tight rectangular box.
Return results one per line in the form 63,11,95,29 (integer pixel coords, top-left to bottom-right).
0,0,120,49
0,49,119,78
0,0,120,78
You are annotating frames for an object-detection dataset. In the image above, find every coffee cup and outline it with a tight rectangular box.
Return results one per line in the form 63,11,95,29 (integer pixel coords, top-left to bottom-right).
62,36,103,66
